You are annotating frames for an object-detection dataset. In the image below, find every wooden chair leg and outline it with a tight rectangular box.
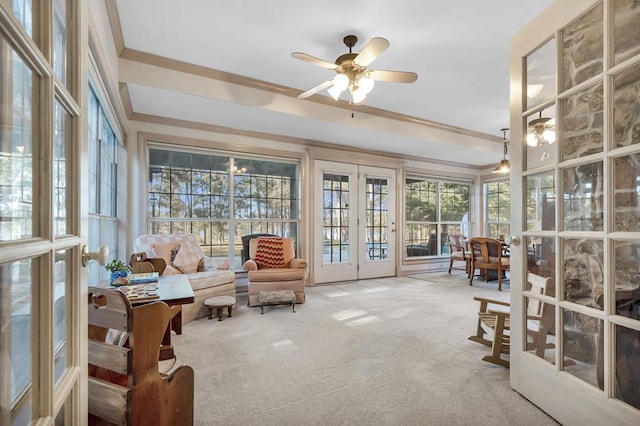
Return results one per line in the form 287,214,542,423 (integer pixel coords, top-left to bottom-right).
448,257,454,274
482,313,510,368
468,301,492,347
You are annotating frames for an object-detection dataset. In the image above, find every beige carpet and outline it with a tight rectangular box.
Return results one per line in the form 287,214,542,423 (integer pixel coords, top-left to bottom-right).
169,272,557,425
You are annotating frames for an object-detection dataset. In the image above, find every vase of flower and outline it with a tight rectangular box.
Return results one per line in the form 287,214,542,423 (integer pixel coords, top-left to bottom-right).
105,259,131,286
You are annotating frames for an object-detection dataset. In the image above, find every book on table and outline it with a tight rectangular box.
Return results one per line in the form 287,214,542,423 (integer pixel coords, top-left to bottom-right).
118,283,159,301
129,272,160,284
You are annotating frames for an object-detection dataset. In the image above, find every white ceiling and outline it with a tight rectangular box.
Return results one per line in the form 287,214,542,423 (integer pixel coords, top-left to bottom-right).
115,0,555,167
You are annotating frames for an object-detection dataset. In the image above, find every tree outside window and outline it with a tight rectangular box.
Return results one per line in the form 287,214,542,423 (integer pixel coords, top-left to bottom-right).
485,180,510,238
405,177,471,258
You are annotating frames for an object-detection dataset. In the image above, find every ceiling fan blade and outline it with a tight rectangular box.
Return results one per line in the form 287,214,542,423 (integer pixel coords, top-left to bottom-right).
298,79,334,99
291,52,337,70
368,69,418,83
353,37,389,67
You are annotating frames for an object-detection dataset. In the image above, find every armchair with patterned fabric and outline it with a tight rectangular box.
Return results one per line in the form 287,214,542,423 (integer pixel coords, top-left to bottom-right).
242,236,307,307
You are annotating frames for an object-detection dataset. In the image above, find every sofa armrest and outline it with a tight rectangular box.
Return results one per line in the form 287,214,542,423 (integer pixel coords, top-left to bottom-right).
198,256,230,272
242,260,258,271
289,258,307,270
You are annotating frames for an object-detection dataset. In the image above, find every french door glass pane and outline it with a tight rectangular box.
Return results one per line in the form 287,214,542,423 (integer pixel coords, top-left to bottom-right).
54,249,71,385
525,298,555,364
562,161,604,232
323,173,349,263
561,83,604,161
1,47,34,241
53,0,67,84
613,0,640,66
614,325,640,410
527,236,556,284
613,63,640,148
53,100,70,236
562,310,602,389
563,238,604,309
365,177,388,260
613,154,640,231
525,105,557,169
526,173,556,231
526,38,556,110
1,258,33,405
612,240,640,302
561,3,603,91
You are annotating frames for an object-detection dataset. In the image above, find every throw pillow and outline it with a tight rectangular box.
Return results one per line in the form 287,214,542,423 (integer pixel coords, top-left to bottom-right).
172,239,203,274
162,265,181,275
254,237,285,268
153,242,181,266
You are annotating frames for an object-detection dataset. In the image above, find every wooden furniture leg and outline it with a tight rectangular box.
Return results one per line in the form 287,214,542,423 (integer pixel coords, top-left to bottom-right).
481,310,511,368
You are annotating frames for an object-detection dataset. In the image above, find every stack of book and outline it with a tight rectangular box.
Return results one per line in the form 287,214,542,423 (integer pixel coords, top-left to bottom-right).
129,272,160,284
118,282,159,301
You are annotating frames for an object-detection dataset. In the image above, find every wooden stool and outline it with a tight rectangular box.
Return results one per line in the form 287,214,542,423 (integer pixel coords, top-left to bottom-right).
204,296,236,321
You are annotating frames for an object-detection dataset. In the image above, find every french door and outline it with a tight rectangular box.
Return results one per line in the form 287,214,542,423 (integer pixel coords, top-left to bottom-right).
510,0,640,423
0,1,87,424
313,161,396,284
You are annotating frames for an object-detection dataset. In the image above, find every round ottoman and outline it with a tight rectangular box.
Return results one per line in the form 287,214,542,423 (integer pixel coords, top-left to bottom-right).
204,296,236,321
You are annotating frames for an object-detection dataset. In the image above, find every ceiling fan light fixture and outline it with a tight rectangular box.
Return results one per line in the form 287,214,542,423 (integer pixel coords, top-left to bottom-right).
358,75,375,94
527,110,555,147
543,128,556,144
333,73,349,91
526,132,539,147
328,84,343,100
350,85,366,104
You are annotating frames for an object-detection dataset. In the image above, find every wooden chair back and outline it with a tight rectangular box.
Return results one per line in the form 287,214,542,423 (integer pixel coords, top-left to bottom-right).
129,252,166,274
447,234,467,254
88,286,193,425
447,234,470,275
469,237,510,290
526,272,550,317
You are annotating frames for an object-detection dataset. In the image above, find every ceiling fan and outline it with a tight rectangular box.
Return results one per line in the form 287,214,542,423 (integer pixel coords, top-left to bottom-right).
526,110,556,147
291,35,418,104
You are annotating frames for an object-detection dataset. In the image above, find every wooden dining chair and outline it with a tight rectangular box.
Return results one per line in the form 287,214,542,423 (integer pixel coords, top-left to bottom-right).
446,234,471,276
468,237,510,291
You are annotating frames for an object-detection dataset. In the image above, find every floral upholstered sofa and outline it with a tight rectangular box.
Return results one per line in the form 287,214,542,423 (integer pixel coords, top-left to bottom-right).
133,233,236,324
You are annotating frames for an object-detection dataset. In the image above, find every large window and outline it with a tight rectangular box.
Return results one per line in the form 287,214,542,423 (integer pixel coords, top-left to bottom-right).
485,180,510,238
87,86,119,284
405,177,471,258
148,148,300,269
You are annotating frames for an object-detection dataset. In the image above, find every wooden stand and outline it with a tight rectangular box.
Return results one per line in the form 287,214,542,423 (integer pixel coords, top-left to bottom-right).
88,286,194,425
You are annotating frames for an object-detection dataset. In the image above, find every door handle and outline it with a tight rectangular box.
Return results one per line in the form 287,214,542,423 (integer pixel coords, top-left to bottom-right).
81,245,109,267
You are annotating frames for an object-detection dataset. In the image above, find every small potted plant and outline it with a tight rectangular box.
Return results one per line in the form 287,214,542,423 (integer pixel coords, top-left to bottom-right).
105,259,131,286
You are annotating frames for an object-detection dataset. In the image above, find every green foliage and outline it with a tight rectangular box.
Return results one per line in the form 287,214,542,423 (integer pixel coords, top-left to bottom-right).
104,259,129,272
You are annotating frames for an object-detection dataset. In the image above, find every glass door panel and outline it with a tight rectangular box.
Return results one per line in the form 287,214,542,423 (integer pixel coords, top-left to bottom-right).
314,161,358,283
513,1,640,423
359,166,396,280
